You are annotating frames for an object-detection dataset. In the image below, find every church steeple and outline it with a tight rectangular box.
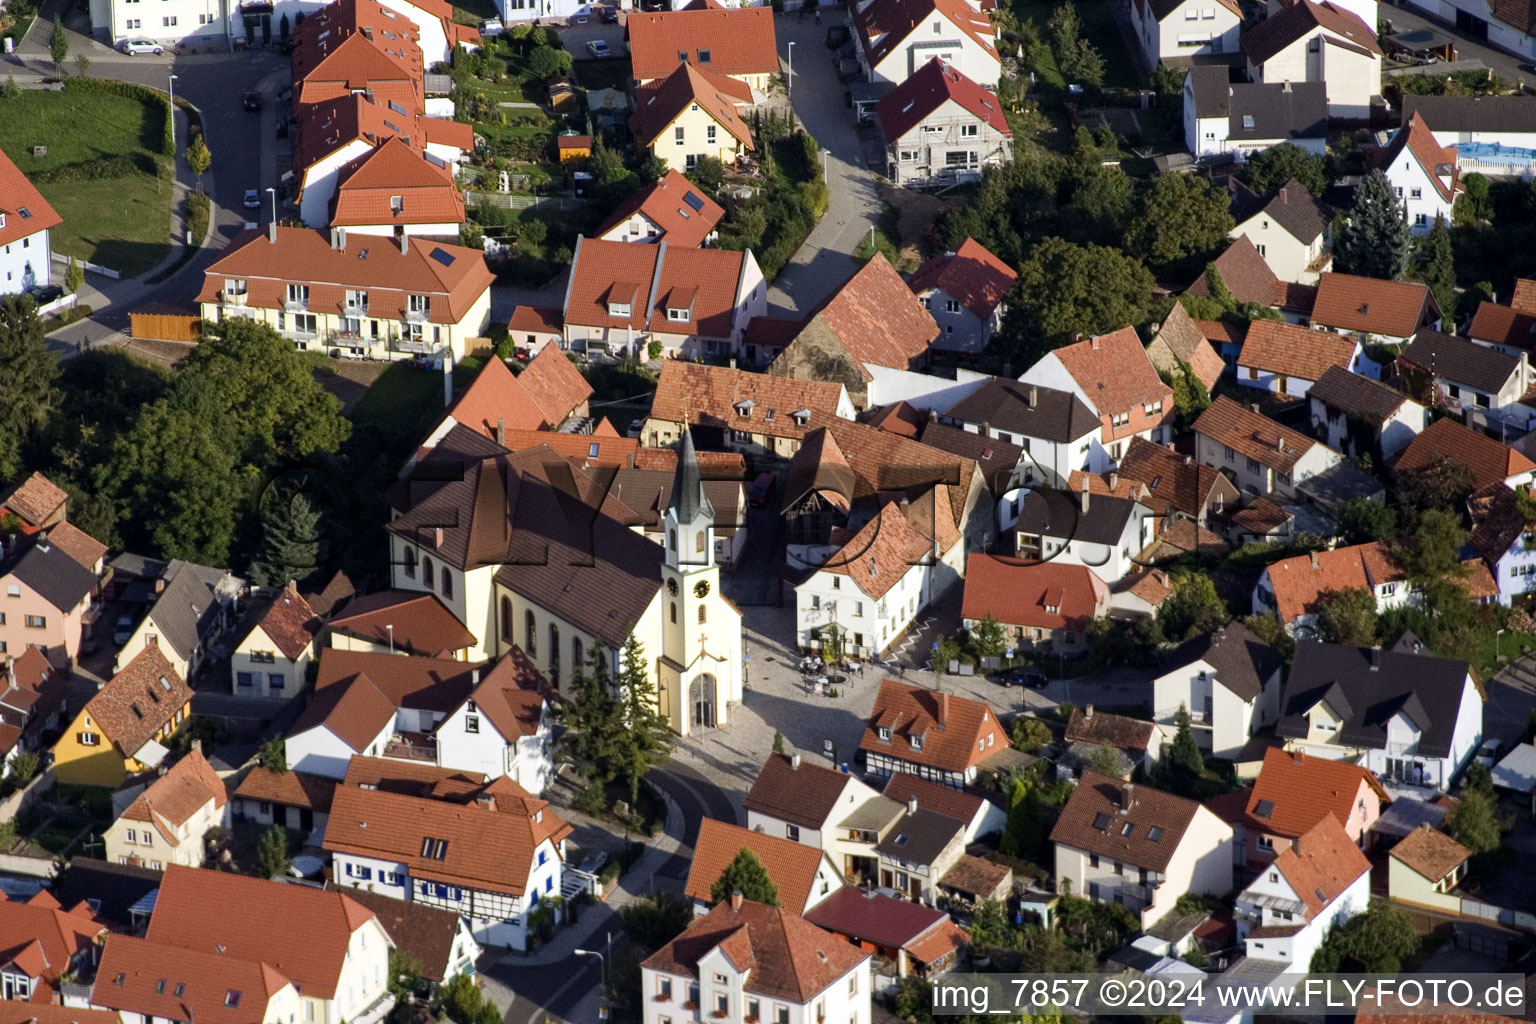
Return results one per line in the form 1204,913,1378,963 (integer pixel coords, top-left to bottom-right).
669,425,714,525
665,426,714,571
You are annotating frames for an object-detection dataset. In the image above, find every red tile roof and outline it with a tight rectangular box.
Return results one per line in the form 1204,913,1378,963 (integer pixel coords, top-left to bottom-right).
684,819,831,913
1114,436,1236,520
46,520,107,573
1389,822,1470,881
121,749,227,846
882,771,988,824
144,866,378,999
296,30,418,103
507,306,564,336
84,644,193,758
0,893,110,1002
820,501,932,599
1192,395,1323,474
233,767,338,811
907,236,1016,320
1246,747,1388,839
324,887,465,983
627,6,779,80
314,649,483,713
1187,236,1283,308
1397,418,1535,492
517,343,594,426
878,59,1012,144
961,554,1107,632
331,137,464,228
650,361,847,441
500,429,640,467
860,678,1004,774
341,755,486,799
644,898,868,1003
0,1003,121,1024
855,0,997,69
326,589,478,655
95,935,293,1024
1238,320,1357,382
1261,541,1405,622
566,237,749,341
0,150,62,250
1469,299,1536,351
630,63,755,151
645,245,750,337
0,472,67,528
742,753,862,832
1385,113,1459,203
867,400,926,439
198,228,493,326
1265,814,1370,920
1310,272,1433,338
1065,707,1157,753
799,254,939,377
448,356,548,436
292,0,424,82
325,780,570,894
465,648,548,740
595,169,724,249
245,584,320,662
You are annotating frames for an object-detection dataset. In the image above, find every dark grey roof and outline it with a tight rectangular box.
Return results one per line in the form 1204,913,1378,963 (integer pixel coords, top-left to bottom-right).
1015,488,1139,546
669,425,714,524
944,378,1099,444
1400,330,1521,394
1227,177,1267,225
1277,641,1472,759
1163,620,1283,703
145,563,219,663
875,807,965,866
1188,64,1232,119
1307,365,1410,421
52,858,162,929
2,536,97,612
916,421,1026,493
1294,461,1386,511
108,552,170,580
1227,82,1328,143
1249,179,1331,244
1402,94,1536,133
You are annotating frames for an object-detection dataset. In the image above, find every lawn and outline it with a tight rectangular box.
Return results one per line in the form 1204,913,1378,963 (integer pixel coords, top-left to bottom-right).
0,88,173,276
349,361,447,436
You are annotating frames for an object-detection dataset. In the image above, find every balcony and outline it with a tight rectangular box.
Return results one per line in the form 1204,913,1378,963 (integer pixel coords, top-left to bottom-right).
384,731,437,762
222,287,247,305
343,299,369,316
394,335,437,355
283,295,310,312
405,305,430,323
351,990,397,1024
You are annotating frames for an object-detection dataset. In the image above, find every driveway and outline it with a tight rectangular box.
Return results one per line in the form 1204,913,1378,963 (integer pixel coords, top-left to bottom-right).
1484,652,1536,748
559,21,628,58
766,8,883,316
1383,3,1531,83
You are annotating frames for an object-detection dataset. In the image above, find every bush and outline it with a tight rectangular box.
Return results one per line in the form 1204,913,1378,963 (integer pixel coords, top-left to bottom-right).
63,77,174,156
54,304,92,326
186,189,211,244
33,153,161,183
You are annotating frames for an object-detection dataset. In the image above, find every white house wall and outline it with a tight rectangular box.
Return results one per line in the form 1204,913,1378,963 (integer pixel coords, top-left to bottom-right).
0,229,50,296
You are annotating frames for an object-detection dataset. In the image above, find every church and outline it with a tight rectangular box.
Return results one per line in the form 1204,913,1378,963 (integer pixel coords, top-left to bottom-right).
383,423,743,736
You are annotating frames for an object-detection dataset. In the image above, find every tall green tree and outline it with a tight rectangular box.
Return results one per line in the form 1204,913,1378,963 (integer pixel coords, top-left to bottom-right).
1412,216,1456,317
1240,143,1328,197
185,134,212,189
1333,169,1412,280
1448,768,1503,855
614,636,675,803
1012,237,1152,342
710,848,780,906
1395,456,1474,515
64,257,83,296
1337,497,1397,544
1048,5,1103,86
256,823,290,878
559,645,623,789
619,891,694,949
0,293,60,480
968,613,1007,659
1453,172,1492,225
1156,575,1228,642
1124,174,1235,275
257,736,287,773
49,20,67,68
1310,901,1419,972
250,489,323,587
1315,587,1378,646
1166,704,1204,779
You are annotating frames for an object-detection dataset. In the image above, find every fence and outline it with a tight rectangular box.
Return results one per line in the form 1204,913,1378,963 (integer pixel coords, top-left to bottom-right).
51,251,121,280
0,765,54,823
131,312,202,342
463,189,588,211
1460,896,1536,934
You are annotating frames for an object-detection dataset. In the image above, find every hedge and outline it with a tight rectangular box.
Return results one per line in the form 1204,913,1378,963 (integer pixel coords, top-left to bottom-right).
63,76,175,156
186,189,210,243
34,152,161,183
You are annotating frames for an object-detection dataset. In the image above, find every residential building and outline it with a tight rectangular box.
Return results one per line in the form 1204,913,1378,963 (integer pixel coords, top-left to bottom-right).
882,771,1005,844
906,237,1016,354
113,558,237,683
1222,747,1389,865
1227,177,1333,285
685,818,844,916
1240,0,1383,119
1,1006,117,1024
1382,113,1460,233
1185,235,1286,310
1398,329,1529,414
1062,706,1162,779
939,378,1102,487
1013,486,1156,586
1468,484,1536,606
94,933,302,1024
1153,621,1284,759
874,797,969,903
232,766,338,835
1277,639,1484,791
330,887,481,991
1112,436,1240,527
804,888,969,979
324,589,478,659
197,226,495,363
1050,772,1235,927
0,891,111,1003
49,859,162,933
630,63,756,174
1146,303,1226,393
1018,328,1175,467
562,237,766,357
1309,272,1438,344
1192,396,1342,498
1253,541,1411,633
230,582,321,699
878,59,1013,188
1469,278,1536,357
1130,0,1241,69
141,866,395,1024
54,644,193,787
1183,68,1328,163
1236,319,1361,398
1400,95,1536,178
961,554,1109,657
0,648,65,780
325,774,570,950
640,895,871,1024
1395,417,1536,492
389,423,746,737
742,752,884,870
626,7,780,91
430,647,555,795
1233,815,1371,966
594,170,724,248
103,748,228,870
326,137,466,238
1387,823,1470,914
643,361,853,464
0,475,104,668
0,150,60,297
852,0,999,86
1306,365,1427,462
768,255,941,410
419,344,594,449
860,678,1006,788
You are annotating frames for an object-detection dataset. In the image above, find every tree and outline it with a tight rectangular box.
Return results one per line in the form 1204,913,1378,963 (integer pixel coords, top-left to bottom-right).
614,636,674,803
7,750,38,785
185,134,212,189
1240,143,1328,197
64,256,83,296
73,54,89,77
257,736,287,773
686,155,725,195
620,891,694,949
1448,776,1503,855
1156,574,1228,642
968,613,1007,659
1241,613,1294,661
709,847,779,906
1453,172,1492,225
250,489,323,588
1315,587,1378,646
1166,704,1204,780
771,729,785,754
255,823,290,878
1310,901,1419,972
1124,174,1235,274
1167,360,1211,422
278,11,290,40
49,20,66,68
1333,169,1412,280
999,778,1038,856
1337,497,1397,544
387,948,424,1002
526,44,572,79
1048,5,1102,86
559,645,623,790
1412,216,1456,317
1,77,20,101
440,974,498,1024
1396,456,1474,516
0,293,60,481
1012,237,1152,342
1011,716,1052,754
1085,742,1123,777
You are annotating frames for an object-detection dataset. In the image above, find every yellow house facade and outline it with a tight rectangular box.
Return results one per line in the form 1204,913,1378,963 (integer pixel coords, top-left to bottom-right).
54,644,194,787
631,63,755,175
645,102,751,174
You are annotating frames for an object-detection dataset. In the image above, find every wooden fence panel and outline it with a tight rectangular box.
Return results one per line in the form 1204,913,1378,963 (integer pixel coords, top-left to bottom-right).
130,312,201,343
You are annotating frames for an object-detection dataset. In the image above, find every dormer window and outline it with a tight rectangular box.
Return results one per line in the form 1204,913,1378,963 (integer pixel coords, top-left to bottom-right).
678,49,687,61
877,726,891,741
910,732,924,751
224,278,247,295
698,48,711,63
735,399,754,418
421,837,449,859
667,305,691,322
408,294,430,316
608,300,632,317
792,409,811,426
390,194,404,214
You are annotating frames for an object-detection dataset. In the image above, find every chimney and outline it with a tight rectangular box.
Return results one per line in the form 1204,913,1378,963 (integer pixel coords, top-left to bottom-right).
1028,385,1038,408
1080,477,1091,514
1085,704,1094,719
496,417,506,445
1283,80,1292,92
730,889,744,912
433,526,444,549
1291,836,1301,852
1370,648,1381,671
936,689,948,725
154,577,167,594
1276,436,1286,453
268,219,278,245
1309,550,1319,569
907,795,918,816
471,668,480,685
1184,454,1192,466
400,231,409,255
1088,334,1100,350
1109,472,1118,491
729,357,737,370
192,738,202,755
1294,749,1304,763
146,634,157,647
1120,782,1135,812
790,753,801,770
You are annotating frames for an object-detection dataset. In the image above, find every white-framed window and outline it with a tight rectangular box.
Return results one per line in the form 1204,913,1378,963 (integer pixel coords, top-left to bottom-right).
960,123,978,138
1410,187,1423,199
786,824,800,841
162,14,176,24
674,126,685,146
706,124,716,144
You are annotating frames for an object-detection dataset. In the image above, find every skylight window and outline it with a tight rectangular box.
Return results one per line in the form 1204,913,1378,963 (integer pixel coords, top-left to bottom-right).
156,980,166,995
17,207,30,220
225,991,241,1008
1254,799,1274,819
1314,887,1327,901
422,837,449,859
159,676,171,690
1148,826,1164,842
1121,823,1134,837
894,834,909,846
1092,812,1112,831
1242,114,1255,129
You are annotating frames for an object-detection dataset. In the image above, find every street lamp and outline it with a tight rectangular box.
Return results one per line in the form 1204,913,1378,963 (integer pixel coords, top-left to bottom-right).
385,623,394,654
168,74,180,150
1497,628,1507,661
787,41,794,94
574,948,606,990
821,149,830,181
265,186,278,225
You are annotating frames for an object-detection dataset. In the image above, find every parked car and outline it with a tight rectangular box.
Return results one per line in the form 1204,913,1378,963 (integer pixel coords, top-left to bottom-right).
601,4,618,21
748,472,775,508
626,418,643,439
242,91,263,112
994,669,1047,689
480,17,503,33
1477,738,1503,768
824,25,849,47
113,616,135,646
577,849,608,875
571,4,591,21
121,38,164,55
585,38,610,58
26,284,63,305
243,189,262,209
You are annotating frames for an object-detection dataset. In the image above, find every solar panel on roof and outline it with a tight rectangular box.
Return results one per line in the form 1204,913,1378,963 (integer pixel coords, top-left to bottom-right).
683,191,704,212
430,247,456,266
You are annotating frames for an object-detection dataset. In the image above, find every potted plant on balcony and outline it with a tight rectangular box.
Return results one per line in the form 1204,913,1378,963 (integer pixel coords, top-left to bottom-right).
682,1000,699,1011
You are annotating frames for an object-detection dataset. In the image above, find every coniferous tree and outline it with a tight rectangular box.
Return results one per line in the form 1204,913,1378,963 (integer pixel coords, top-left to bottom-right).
1412,216,1456,318
560,645,623,789
1334,169,1412,280
710,848,780,906
614,636,675,803
0,293,59,480
256,823,290,878
250,489,322,587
